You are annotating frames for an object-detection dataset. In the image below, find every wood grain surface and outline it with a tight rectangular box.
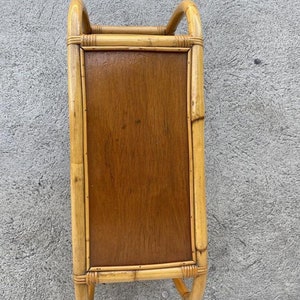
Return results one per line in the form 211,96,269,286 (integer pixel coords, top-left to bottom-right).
84,51,191,267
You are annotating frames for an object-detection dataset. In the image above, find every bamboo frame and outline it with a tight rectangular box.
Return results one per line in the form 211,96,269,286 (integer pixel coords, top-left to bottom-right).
68,34,203,47
67,1,90,299
67,0,207,299
80,48,197,271
82,46,190,52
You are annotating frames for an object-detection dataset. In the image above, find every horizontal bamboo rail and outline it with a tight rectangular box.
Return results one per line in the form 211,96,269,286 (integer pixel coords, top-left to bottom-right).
74,266,207,285
89,261,196,272
91,25,167,35
82,46,190,52
68,34,203,48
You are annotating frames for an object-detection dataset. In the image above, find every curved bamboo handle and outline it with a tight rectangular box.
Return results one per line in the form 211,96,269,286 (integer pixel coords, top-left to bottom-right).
166,0,202,37
68,0,202,37
68,0,91,36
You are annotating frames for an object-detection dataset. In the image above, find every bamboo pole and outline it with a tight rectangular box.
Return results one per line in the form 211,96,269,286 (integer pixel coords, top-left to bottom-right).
173,273,206,300
189,6,208,297
89,261,196,272
189,275,207,300
173,278,190,299
79,48,91,271
74,266,207,285
88,284,95,300
187,50,197,262
68,0,91,299
67,34,203,48
192,45,207,256
91,25,166,35
82,46,190,52
167,1,208,298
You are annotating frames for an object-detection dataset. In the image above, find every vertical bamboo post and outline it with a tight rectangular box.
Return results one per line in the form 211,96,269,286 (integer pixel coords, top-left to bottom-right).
171,0,207,270
188,275,207,300
88,284,95,300
189,4,208,299
167,1,207,298
68,1,91,299
192,43,208,266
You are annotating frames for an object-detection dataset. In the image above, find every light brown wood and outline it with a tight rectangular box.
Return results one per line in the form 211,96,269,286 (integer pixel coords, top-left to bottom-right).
67,0,208,299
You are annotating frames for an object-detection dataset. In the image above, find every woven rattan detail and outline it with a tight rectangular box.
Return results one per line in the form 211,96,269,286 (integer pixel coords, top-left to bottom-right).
182,265,199,278
90,24,103,33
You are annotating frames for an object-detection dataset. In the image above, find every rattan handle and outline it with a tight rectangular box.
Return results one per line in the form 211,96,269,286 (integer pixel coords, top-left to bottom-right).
68,0,91,36
166,0,202,37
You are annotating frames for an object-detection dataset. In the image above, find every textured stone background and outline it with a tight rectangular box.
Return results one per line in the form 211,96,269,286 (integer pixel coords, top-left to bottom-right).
1,0,299,299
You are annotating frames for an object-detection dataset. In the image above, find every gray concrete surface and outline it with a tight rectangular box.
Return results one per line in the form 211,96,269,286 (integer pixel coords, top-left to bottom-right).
1,0,299,299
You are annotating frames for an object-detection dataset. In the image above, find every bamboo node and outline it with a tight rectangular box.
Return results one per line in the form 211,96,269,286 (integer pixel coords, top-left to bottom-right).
157,26,167,35
67,36,82,45
82,34,97,46
174,36,203,47
91,24,103,34
181,265,207,278
175,35,191,48
74,272,100,285
86,272,98,285
189,37,203,46
197,266,208,275
181,265,198,278
73,274,87,285
191,115,205,122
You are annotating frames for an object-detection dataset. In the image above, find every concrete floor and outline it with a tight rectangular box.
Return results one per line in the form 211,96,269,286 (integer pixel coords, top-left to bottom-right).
0,0,299,299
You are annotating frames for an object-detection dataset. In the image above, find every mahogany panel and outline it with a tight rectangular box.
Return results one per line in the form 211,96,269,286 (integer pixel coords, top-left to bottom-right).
84,51,191,266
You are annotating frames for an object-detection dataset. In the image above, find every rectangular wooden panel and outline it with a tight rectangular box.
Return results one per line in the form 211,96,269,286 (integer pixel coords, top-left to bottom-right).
84,51,191,267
